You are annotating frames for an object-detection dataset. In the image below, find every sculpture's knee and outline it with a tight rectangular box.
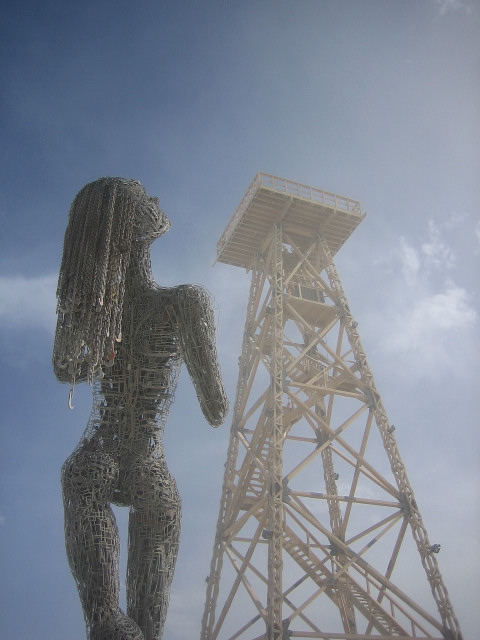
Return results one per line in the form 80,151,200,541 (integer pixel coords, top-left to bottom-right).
62,448,119,507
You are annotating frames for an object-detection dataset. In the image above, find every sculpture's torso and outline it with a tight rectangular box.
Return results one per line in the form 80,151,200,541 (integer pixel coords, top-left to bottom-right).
84,286,181,463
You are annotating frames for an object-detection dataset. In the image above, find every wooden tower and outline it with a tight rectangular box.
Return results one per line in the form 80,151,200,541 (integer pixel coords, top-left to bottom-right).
201,173,462,640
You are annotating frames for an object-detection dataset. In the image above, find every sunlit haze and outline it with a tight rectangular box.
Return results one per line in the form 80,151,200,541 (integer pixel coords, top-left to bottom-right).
0,1,478,638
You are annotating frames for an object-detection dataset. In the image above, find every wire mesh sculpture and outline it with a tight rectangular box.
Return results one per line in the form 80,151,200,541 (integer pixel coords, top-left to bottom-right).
53,177,229,640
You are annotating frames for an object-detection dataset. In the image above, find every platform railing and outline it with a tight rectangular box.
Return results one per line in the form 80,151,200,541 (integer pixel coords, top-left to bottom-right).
258,172,361,214
217,172,362,259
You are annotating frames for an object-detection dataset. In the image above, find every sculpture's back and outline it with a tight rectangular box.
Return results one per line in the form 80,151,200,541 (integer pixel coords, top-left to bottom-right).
54,178,228,640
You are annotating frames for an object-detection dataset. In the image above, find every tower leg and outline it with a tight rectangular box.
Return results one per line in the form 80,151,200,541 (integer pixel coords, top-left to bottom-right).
319,236,463,640
267,223,285,639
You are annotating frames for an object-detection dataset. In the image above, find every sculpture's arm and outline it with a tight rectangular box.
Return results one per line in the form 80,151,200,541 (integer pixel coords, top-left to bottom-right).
173,285,229,427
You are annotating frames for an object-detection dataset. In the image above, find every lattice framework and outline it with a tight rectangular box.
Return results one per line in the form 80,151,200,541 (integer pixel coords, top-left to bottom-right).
201,173,462,640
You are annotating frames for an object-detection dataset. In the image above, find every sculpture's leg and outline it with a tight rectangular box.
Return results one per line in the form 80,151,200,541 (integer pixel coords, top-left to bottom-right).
62,448,144,640
126,457,181,640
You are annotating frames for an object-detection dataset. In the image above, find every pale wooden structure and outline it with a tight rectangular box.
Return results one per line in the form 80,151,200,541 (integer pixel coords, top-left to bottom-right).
201,173,462,640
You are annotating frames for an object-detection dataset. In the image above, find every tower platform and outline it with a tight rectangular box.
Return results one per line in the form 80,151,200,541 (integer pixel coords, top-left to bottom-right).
216,172,365,269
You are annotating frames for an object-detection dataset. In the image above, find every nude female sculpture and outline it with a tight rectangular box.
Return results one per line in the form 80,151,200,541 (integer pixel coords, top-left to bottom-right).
52,177,228,640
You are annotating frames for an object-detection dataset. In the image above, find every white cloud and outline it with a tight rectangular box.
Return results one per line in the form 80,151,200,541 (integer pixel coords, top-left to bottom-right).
380,284,477,364
366,220,478,377
442,210,468,231
414,284,476,330
421,220,456,271
0,274,57,332
433,0,472,15
395,218,457,290
398,237,420,284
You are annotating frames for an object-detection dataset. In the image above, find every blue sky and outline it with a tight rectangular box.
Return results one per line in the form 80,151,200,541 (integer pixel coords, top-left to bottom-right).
0,1,479,638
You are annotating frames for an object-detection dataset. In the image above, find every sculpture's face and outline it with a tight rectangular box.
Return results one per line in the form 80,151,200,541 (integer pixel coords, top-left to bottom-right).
128,180,171,242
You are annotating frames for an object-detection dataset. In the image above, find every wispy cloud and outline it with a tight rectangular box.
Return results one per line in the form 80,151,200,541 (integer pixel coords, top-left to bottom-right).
398,237,421,285
0,274,57,332
394,217,459,287
368,217,478,377
433,0,473,15
379,283,476,366
421,219,456,271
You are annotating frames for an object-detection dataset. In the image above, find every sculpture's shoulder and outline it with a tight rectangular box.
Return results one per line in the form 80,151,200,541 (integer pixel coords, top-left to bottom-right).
128,283,214,335
170,283,213,311
140,283,209,302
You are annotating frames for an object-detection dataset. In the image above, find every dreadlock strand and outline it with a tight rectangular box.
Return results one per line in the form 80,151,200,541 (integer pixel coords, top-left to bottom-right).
53,178,142,385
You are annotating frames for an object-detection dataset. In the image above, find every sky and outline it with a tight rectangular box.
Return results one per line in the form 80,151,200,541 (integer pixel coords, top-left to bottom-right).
0,0,479,638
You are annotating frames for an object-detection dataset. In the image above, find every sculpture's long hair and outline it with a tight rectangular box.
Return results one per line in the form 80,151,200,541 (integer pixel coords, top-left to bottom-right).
53,177,170,386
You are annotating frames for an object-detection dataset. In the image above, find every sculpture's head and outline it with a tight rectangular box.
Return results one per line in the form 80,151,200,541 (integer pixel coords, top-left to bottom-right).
53,177,170,385
123,178,171,243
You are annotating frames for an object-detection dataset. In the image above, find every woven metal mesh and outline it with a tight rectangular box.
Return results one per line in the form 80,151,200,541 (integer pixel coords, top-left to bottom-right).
53,178,228,639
